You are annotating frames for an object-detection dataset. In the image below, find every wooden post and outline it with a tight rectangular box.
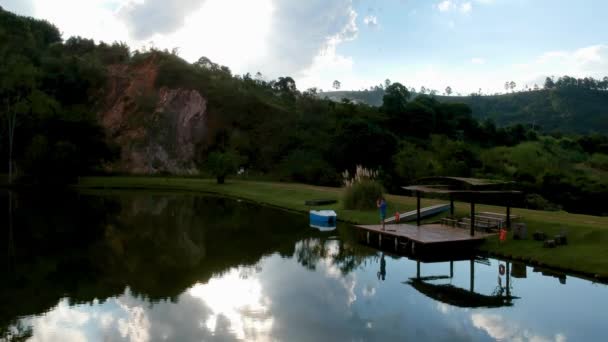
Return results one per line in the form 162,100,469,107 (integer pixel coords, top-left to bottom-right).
470,201,476,237
470,258,475,292
450,196,454,217
506,261,511,297
450,261,454,278
417,260,420,279
416,191,421,226
506,205,511,229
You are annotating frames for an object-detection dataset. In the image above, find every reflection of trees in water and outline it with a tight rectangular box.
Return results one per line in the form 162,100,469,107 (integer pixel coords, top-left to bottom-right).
0,192,309,335
295,235,373,275
2,192,33,342
5,191,16,276
0,320,33,342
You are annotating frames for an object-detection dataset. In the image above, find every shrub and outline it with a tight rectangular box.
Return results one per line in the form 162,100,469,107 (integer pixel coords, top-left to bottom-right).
342,166,384,210
589,153,608,171
525,193,561,211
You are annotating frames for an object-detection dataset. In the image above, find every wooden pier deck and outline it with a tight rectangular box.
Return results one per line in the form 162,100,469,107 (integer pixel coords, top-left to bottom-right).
355,223,494,245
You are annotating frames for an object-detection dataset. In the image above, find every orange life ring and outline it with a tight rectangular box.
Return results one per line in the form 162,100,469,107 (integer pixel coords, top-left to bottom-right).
499,264,506,276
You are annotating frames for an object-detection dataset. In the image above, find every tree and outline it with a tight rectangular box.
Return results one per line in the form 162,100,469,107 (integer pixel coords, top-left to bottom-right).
381,82,410,119
445,86,452,96
0,56,39,184
384,79,391,89
393,142,433,182
333,80,341,90
331,119,397,171
544,77,555,89
255,71,264,83
194,56,219,71
273,76,297,93
420,86,427,94
206,151,239,184
509,81,516,92
504,82,510,93
402,99,435,137
533,83,540,91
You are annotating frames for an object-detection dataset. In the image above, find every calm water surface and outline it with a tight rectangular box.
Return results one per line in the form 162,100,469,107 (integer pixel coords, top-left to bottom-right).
1,191,606,341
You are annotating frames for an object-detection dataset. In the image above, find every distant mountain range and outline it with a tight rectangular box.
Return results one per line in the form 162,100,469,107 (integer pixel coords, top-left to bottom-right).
320,88,608,134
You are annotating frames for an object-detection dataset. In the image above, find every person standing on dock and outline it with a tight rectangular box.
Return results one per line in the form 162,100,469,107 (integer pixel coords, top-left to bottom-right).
377,196,387,230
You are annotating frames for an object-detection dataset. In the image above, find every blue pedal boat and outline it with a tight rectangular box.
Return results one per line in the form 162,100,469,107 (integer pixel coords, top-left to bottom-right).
309,210,337,226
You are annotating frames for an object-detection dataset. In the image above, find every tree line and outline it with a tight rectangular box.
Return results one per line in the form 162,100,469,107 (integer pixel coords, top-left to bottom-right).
1,7,607,215
544,75,608,90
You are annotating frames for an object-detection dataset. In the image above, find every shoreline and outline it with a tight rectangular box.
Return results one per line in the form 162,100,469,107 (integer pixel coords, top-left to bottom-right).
74,176,608,282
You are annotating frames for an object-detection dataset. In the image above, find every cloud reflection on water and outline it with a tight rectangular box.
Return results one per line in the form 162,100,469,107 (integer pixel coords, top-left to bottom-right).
471,313,567,342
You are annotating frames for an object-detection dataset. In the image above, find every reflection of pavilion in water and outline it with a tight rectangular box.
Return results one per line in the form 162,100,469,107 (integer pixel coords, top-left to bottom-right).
406,256,519,308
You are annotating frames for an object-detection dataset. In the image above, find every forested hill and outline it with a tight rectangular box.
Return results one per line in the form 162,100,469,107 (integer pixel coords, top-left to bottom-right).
1,7,608,216
320,87,608,134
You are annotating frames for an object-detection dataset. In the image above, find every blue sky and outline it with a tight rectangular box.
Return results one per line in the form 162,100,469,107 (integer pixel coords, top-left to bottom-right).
2,0,606,93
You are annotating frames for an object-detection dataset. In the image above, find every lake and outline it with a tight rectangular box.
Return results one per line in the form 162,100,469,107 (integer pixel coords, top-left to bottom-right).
1,191,606,341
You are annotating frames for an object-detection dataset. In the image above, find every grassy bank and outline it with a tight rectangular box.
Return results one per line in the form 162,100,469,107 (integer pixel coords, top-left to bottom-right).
78,176,608,279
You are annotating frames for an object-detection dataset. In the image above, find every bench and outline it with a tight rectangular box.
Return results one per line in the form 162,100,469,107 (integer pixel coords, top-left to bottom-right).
457,220,495,232
441,218,458,227
479,211,521,221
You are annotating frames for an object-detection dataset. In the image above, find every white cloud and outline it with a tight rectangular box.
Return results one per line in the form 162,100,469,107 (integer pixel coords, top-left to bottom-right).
139,0,274,74
460,2,472,13
517,44,608,82
258,0,358,78
437,0,475,14
120,0,207,40
363,15,378,28
297,41,357,90
437,0,453,12
436,303,452,314
471,313,518,340
29,0,130,45
18,0,359,86
471,313,568,342
471,57,485,64
189,268,274,341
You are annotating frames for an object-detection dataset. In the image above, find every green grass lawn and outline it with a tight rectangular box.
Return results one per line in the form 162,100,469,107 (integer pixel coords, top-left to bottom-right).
78,176,608,278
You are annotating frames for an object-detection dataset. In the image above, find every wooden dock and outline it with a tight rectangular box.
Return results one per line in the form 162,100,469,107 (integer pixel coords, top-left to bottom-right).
354,223,494,256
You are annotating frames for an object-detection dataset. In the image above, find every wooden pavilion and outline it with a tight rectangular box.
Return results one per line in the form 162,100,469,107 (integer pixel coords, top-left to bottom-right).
354,177,522,256
403,177,522,236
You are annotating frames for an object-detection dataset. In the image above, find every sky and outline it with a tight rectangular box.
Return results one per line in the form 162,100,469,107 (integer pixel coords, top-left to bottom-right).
1,0,607,94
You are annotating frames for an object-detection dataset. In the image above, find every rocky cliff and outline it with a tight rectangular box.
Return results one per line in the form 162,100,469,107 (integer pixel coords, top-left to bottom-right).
99,56,208,174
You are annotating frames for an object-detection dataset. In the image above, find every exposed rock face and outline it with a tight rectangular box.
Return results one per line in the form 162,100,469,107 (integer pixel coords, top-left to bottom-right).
99,57,208,174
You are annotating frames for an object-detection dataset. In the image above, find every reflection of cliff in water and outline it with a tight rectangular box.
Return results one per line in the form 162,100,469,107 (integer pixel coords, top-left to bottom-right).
0,191,313,332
